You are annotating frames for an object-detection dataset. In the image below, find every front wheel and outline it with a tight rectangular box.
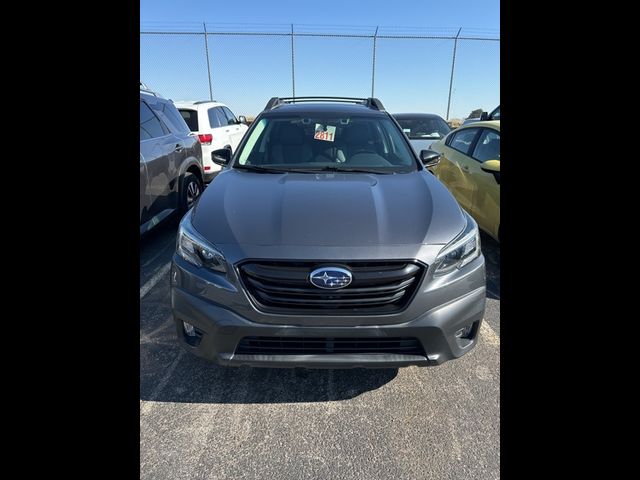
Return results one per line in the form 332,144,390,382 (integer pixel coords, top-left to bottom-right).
180,173,202,213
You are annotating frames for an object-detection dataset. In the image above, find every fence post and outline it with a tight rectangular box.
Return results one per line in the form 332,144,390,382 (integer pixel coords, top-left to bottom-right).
291,24,296,99
371,26,379,97
446,27,462,121
203,22,213,101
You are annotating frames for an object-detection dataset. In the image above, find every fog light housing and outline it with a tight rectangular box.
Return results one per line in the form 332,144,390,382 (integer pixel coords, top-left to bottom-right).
183,321,196,337
181,321,204,347
455,325,474,339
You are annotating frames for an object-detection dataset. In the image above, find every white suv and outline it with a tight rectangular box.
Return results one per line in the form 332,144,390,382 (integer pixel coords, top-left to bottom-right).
175,101,249,182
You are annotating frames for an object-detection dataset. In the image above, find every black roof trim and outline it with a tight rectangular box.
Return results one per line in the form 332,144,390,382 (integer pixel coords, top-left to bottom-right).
264,96,385,112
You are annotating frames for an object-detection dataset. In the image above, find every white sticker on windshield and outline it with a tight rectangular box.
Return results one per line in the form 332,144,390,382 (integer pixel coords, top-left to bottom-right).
403,128,411,133
314,124,336,142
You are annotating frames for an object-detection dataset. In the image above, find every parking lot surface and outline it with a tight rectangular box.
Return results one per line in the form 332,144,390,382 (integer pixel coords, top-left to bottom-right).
140,217,500,480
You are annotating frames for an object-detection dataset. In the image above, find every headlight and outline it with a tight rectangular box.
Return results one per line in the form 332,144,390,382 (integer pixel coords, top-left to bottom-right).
176,213,227,273
433,212,481,275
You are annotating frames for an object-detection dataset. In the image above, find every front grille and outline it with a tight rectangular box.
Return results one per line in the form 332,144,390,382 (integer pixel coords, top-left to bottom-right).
235,336,426,356
238,260,425,315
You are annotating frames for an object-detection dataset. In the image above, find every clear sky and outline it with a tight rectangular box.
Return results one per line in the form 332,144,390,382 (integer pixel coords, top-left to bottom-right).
140,0,499,119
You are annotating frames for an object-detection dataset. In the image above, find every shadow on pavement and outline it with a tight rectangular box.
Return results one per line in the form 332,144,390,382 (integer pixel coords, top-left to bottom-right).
140,343,399,404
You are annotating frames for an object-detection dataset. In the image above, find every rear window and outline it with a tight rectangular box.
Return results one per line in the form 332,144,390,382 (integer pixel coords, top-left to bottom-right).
395,116,450,140
179,109,199,131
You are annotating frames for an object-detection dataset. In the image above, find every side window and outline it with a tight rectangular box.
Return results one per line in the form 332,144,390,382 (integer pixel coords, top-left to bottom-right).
140,101,168,140
222,107,237,125
158,102,190,134
207,108,222,129
490,106,500,120
472,129,500,162
214,107,229,127
449,128,479,156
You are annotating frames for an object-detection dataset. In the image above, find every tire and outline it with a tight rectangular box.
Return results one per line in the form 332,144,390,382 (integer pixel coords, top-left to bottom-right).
180,172,203,213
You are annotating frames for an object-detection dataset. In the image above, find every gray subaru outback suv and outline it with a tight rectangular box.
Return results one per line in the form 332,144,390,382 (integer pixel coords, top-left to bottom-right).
171,97,486,368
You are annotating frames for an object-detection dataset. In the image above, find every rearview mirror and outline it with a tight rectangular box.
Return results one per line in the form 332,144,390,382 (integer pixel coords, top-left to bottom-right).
480,111,489,121
212,148,231,166
420,149,441,168
237,115,247,124
480,159,500,173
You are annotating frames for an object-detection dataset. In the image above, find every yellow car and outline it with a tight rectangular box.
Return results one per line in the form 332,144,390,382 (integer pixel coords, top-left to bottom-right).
430,120,500,242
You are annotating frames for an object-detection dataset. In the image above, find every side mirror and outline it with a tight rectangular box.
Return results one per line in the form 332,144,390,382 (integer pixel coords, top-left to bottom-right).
480,111,489,121
480,159,500,173
237,115,247,124
420,149,441,168
212,148,231,166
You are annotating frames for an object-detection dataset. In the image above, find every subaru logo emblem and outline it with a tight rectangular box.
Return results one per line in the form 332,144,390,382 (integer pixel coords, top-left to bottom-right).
309,267,352,289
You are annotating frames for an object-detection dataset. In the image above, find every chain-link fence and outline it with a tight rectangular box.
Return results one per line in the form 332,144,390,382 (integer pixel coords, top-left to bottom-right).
140,24,499,122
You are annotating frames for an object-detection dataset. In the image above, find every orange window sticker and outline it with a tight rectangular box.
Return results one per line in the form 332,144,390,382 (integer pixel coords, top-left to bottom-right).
314,124,336,142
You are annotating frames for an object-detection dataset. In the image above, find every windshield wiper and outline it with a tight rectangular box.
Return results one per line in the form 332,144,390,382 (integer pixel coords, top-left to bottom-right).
233,164,295,173
309,165,396,175
234,164,397,174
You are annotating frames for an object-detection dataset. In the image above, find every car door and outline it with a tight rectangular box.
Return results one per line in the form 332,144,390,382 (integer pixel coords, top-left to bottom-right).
221,106,244,151
435,127,482,213
139,100,180,222
152,101,192,207
468,127,500,238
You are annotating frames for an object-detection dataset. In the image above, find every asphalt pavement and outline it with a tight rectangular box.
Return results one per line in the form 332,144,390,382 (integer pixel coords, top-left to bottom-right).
140,217,500,480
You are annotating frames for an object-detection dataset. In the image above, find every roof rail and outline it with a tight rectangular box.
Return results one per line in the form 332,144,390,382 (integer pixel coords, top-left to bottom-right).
140,81,164,98
264,96,385,112
193,100,218,105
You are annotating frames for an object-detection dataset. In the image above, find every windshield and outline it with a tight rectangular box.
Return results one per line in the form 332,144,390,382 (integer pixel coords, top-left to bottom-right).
235,114,418,173
395,116,450,139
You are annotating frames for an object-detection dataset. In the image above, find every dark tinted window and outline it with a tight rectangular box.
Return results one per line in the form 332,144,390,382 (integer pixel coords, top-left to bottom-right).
140,101,167,140
155,102,190,134
222,106,237,125
179,109,199,131
395,116,450,140
207,108,222,128
472,129,500,162
449,128,479,155
214,107,228,127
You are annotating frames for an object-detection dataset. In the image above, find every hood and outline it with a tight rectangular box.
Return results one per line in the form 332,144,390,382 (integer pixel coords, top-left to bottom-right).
192,169,465,247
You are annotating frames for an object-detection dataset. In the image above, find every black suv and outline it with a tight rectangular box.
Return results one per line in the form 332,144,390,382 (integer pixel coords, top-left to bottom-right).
140,84,204,234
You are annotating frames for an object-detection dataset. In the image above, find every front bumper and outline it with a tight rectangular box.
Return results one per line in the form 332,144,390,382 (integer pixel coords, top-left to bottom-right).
170,269,486,368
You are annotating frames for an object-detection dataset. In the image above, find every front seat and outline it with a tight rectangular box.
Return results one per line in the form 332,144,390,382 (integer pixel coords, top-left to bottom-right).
270,124,313,164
